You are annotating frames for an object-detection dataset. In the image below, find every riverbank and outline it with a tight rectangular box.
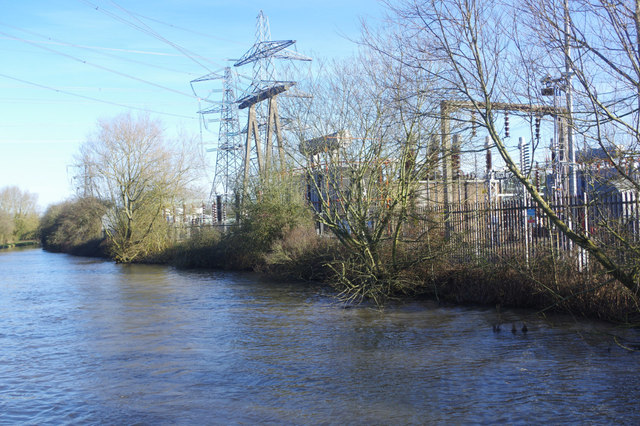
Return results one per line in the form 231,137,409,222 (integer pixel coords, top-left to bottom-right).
37,214,640,324
0,240,39,250
144,227,640,324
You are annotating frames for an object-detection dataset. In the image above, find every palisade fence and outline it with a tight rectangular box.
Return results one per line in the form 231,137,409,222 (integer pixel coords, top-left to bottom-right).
173,188,639,274
164,203,236,242
421,192,640,269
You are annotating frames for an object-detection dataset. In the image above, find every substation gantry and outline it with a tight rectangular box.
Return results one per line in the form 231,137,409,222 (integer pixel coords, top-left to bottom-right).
439,100,568,237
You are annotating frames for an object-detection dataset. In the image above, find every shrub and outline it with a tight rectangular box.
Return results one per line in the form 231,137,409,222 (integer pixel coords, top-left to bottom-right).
39,197,108,256
168,227,223,268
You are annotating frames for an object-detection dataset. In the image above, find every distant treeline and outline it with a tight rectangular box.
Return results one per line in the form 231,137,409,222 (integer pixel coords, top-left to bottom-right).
0,186,39,245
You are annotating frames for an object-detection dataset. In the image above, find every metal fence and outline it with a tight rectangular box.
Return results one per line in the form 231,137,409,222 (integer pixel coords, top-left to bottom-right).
176,187,639,272
422,192,640,267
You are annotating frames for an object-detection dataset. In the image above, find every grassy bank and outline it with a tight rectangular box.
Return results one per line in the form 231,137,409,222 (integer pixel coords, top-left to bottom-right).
38,197,640,323
0,240,40,250
146,225,640,324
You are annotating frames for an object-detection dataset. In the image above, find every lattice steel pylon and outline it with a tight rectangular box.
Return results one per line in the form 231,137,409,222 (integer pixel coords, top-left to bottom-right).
190,10,311,213
210,67,242,202
234,10,311,194
191,67,243,222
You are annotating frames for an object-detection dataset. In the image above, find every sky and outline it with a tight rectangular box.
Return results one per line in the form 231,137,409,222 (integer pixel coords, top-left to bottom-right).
0,0,388,210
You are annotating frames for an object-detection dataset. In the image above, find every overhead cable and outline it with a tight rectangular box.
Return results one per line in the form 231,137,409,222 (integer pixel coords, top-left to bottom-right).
0,29,197,99
80,0,222,73
0,23,201,77
0,71,196,119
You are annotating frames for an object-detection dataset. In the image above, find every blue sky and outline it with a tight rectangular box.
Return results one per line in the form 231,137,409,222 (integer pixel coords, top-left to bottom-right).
0,0,387,209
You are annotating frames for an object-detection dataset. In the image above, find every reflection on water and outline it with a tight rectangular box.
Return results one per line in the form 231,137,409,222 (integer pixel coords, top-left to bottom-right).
1,248,639,423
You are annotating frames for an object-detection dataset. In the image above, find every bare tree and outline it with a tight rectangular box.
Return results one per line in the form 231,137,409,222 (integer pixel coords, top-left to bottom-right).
524,0,640,158
289,53,444,304
373,0,640,294
76,113,200,262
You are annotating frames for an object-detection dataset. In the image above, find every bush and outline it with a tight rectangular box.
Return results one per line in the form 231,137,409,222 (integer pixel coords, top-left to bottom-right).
39,197,109,257
168,227,223,268
261,224,338,281
164,176,323,273
208,176,317,270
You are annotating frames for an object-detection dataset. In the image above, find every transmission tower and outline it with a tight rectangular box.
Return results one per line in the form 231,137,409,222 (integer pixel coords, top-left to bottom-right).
190,10,311,215
234,10,311,194
210,68,242,201
191,67,243,221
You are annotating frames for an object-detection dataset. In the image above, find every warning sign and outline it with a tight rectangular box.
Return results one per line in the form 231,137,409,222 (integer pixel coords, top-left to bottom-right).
527,208,536,224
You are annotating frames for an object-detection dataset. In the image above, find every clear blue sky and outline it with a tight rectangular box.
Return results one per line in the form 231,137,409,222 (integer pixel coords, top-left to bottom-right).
0,0,387,209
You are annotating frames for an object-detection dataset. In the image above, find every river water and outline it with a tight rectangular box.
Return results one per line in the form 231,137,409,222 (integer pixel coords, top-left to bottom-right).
1,248,639,424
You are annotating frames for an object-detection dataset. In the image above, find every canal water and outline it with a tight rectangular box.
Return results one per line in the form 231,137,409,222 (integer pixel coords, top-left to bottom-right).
1,248,639,424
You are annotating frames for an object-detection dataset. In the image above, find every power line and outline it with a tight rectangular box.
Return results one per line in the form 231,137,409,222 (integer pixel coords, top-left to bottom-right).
0,33,182,56
80,0,223,73
125,8,245,46
0,24,202,77
0,138,85,144
0,29,197,100
0,71,196,119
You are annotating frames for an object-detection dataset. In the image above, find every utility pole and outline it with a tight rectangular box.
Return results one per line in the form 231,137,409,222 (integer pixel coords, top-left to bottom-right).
440,101,453,238
565,0,577,197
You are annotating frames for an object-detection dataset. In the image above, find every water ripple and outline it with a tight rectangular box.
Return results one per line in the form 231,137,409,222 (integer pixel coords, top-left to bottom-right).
0,249,639,424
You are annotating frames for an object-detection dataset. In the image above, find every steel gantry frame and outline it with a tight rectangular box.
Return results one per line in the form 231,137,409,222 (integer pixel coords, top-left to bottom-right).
439,100,568,237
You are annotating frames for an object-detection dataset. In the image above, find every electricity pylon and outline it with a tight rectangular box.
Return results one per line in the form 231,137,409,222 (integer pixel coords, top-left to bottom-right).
234,10,311,194
191,67,242,220
190,10,311,212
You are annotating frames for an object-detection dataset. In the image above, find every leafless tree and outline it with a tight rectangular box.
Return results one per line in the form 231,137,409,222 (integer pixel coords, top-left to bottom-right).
75,113,200,262
288,52,444,304
370,0,640,294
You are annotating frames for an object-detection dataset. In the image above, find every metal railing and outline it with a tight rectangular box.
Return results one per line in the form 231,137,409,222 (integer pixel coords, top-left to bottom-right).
422,192,639,267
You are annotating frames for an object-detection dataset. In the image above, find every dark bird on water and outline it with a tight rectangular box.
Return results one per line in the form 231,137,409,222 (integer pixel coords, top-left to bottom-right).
511,323,517,334
522,323,528,333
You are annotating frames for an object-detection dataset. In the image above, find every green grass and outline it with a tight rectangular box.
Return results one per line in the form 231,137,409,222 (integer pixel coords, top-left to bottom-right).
0,240,40,249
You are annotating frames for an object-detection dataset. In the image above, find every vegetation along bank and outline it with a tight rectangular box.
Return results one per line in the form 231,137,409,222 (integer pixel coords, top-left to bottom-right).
37,1,640,325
